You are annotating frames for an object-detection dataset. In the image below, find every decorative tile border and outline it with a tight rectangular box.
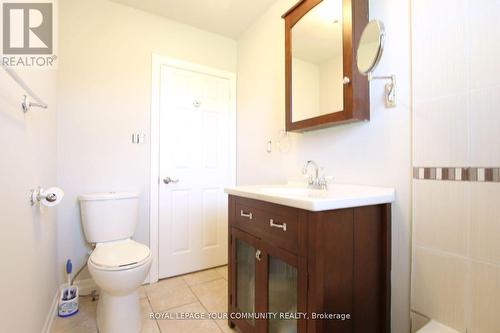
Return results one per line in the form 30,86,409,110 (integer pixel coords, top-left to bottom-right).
413,167,500,182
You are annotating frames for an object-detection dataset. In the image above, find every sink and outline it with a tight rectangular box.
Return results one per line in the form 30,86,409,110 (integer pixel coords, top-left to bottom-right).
259,186,328,198
224,183,395,211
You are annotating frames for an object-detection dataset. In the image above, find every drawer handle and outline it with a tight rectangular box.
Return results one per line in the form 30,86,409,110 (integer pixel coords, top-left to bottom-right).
269,219,287,232
255,249,262,261
240,210,253,220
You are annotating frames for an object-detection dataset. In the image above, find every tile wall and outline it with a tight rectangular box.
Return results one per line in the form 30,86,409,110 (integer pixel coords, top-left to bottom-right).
411,0,500,332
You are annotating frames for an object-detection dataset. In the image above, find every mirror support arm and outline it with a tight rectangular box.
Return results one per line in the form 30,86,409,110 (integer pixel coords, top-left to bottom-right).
368,74,397,108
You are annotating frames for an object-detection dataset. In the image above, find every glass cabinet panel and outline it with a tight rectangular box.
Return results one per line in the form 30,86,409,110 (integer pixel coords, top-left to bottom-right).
268,256,298,333
236,239,256,325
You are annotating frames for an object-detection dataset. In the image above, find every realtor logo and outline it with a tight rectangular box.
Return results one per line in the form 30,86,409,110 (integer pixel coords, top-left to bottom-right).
2,2,53,54
1,1,57,68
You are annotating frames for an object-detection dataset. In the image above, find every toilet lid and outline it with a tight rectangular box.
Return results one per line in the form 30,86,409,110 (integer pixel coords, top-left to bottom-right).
90,239,150,269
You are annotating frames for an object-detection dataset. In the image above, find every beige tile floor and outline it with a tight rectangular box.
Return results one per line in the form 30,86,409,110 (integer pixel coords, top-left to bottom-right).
52,266,236,333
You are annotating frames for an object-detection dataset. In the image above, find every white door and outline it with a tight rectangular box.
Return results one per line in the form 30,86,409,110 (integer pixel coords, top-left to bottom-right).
158,64,234,279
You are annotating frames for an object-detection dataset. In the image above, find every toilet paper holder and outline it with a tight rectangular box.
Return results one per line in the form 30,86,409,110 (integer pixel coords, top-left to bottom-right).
30,187,64,206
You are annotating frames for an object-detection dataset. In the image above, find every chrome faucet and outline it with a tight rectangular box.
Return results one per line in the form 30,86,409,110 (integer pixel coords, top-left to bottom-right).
302,160,330,190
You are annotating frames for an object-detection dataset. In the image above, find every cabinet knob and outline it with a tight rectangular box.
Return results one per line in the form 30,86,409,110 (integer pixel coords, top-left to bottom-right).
255,250,262,261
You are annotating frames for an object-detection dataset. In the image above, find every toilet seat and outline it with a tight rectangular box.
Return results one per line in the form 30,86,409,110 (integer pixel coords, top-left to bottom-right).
90,239,151,271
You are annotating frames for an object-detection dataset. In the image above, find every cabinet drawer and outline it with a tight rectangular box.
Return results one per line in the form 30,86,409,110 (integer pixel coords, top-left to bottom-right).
233,201,263,235
232,197,300,254
262,210,299,253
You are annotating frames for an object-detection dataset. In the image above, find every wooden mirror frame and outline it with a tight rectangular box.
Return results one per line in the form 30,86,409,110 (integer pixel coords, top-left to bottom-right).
283,0,370,132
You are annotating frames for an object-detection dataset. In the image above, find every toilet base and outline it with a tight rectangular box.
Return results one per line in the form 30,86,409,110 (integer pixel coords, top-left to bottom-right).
97,290,141,333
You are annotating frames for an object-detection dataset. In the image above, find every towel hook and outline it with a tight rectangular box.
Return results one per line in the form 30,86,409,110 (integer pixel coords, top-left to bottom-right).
22,95,48,113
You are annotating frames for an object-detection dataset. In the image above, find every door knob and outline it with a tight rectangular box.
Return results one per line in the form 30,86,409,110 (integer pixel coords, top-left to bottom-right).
163,177,179,184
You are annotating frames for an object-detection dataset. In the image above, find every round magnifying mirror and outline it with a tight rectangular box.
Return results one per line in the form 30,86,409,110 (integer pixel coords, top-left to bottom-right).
356,20,385,76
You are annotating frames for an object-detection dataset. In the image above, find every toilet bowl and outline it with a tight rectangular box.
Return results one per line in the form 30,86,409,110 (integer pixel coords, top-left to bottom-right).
79,192,151,333
88,239,152,333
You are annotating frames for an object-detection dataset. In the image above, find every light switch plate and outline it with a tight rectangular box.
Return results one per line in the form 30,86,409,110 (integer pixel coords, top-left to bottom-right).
138,134,145,144
132,133,146,144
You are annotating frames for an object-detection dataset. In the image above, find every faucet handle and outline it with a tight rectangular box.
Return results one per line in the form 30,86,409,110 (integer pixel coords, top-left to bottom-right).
318,175,334,190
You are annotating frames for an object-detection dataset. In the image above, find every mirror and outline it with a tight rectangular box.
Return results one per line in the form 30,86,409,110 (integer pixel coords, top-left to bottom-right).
356,20,385,76
283,0,370,132
291,0,344,123
356,20,396,108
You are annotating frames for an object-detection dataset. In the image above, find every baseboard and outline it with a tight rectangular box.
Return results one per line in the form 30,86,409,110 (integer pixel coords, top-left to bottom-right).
41,288,59,333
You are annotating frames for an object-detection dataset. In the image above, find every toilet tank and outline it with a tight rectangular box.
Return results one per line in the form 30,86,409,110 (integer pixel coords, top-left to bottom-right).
79,192,139,243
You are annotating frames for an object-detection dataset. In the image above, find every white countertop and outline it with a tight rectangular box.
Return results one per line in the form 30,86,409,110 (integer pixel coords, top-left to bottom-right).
224,183,395,212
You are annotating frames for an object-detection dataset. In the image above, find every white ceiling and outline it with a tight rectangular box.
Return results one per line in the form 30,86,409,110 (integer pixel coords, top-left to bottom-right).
109,0,278,39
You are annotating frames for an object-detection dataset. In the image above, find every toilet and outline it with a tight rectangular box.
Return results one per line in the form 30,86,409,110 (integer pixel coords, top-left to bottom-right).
79,192,152,333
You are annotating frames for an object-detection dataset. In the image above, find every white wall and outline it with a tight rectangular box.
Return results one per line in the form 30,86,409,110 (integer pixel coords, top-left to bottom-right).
236,0,412,332
57,0,237,282
0,69,58,332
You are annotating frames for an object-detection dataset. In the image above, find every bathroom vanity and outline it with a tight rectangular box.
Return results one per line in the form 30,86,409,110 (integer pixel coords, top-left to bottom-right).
225,184,394,333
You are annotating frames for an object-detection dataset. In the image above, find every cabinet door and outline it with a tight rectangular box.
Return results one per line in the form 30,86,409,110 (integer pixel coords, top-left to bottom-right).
261,242,307,333
229,228,263,333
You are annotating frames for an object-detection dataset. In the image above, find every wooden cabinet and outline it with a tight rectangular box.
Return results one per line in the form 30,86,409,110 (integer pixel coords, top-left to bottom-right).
229,227,307,333
228,195,391,333
283,0,370,132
